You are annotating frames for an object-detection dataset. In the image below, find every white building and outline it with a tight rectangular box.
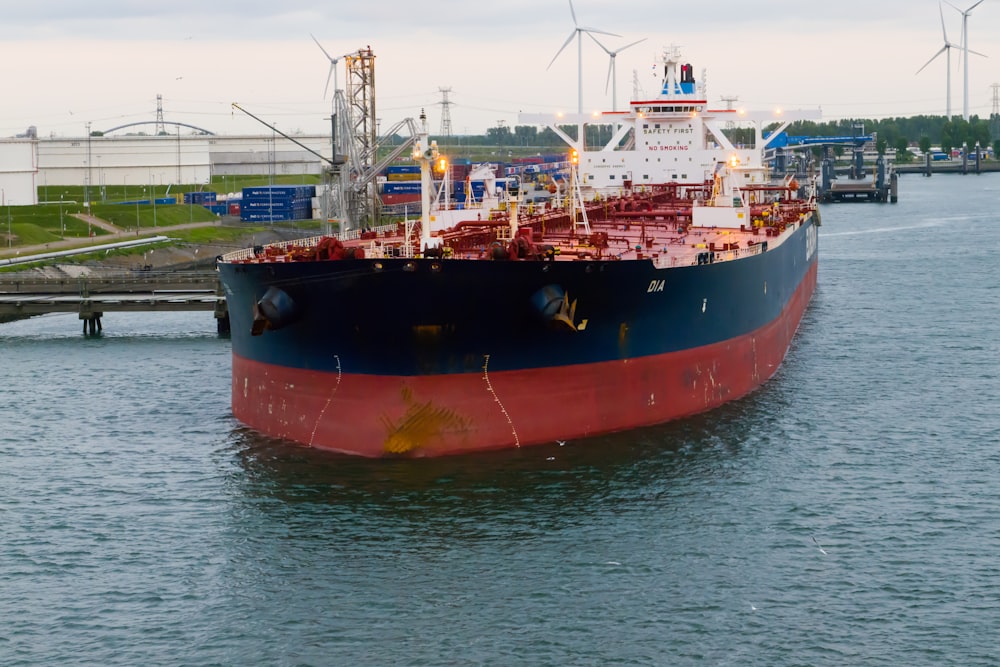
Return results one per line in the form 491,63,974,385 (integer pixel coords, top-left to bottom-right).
0,140,37,207
1,133,332,205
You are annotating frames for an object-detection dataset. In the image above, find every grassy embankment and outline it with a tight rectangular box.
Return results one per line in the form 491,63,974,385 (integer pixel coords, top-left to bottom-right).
1,175,327,266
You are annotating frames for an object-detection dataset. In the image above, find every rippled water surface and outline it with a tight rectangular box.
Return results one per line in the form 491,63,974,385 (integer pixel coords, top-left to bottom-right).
3,174,1000,666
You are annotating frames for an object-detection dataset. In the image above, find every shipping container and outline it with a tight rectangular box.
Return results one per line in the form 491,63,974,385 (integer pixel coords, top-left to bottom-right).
387,172,422,182
183,191,218,204
381,182,423,194
380,193,421,206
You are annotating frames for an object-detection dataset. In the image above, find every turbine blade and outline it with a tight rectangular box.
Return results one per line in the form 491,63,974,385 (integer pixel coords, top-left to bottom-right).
578,26,621,38
916,46,948,74
311,33,335,63
939,2,950,41
966,47,988,58
611,37,648,56
324,62,335,99
588,31,611,55
548,30,578,70
967,0,985,13
568,0,578,26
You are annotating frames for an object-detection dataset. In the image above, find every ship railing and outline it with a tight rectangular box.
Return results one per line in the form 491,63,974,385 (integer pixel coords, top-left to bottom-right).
221,235,326,262
223,247,257,262
662,240,767,268
363,240,413,259
336,222,399,242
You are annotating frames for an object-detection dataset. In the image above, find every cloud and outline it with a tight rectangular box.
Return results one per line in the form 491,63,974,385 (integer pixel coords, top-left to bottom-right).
1,1,996,137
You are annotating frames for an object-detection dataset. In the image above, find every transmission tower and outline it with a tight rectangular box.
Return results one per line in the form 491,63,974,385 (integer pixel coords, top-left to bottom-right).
438,87,453,137
991,83,1000,137
155,94,166,135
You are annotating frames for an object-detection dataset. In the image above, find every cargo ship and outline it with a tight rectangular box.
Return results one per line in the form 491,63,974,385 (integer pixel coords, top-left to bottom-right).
217,47,821,457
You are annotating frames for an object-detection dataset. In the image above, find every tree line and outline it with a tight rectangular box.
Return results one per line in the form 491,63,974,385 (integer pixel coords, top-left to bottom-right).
434,115,1000,162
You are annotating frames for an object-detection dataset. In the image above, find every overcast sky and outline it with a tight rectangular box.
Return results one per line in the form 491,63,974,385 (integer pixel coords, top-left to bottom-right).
1,1,997,139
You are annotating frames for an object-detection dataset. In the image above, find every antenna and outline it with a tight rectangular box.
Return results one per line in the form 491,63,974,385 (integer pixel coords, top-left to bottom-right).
720,95,739,129
588,35,647,112
546,0,619,114
438,87,453,137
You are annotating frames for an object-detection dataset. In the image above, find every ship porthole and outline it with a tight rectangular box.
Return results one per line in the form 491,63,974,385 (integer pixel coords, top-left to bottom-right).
404,262,417,272
373,262,383,272
430,263,442,273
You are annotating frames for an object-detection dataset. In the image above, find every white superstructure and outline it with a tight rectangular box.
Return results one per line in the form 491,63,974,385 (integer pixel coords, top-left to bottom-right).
521,46,821,194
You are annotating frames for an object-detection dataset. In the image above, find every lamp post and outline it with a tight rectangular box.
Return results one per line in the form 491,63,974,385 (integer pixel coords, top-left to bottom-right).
60,195,64,236
3,188,9,248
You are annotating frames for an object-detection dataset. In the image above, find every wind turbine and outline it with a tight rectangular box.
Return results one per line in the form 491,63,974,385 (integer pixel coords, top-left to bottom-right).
311,35,352,164
588,34,647,112
311,34,348,100
945,0,987,120
547,0,619,114
916,3,962,118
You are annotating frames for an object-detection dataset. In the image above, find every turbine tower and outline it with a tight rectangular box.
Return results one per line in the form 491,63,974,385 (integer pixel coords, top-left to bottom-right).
588,35,647,112
547,0,619,114
946,0,986,120
916,3,962,118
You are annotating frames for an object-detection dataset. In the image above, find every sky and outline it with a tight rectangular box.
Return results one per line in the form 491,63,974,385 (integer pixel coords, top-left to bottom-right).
1,0,998,140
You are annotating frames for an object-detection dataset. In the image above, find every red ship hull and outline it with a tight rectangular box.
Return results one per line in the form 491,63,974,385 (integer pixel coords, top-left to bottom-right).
230,261,816,457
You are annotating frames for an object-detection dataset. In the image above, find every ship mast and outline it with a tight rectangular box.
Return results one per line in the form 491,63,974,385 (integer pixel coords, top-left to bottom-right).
413,110,442,254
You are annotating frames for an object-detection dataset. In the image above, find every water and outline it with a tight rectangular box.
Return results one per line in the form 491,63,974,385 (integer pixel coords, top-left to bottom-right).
2,173,999,666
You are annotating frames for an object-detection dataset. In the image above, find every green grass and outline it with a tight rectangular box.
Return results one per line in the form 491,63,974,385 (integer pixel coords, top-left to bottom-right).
1,205,108,249
89,201,219,229
163,225,269,244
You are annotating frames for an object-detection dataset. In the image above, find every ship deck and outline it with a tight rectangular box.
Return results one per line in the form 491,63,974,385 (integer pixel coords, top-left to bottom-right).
224,182,815,270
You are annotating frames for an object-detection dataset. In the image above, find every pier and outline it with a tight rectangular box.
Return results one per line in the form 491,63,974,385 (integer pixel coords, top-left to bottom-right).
0,270,229,334
893,153,1000,176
